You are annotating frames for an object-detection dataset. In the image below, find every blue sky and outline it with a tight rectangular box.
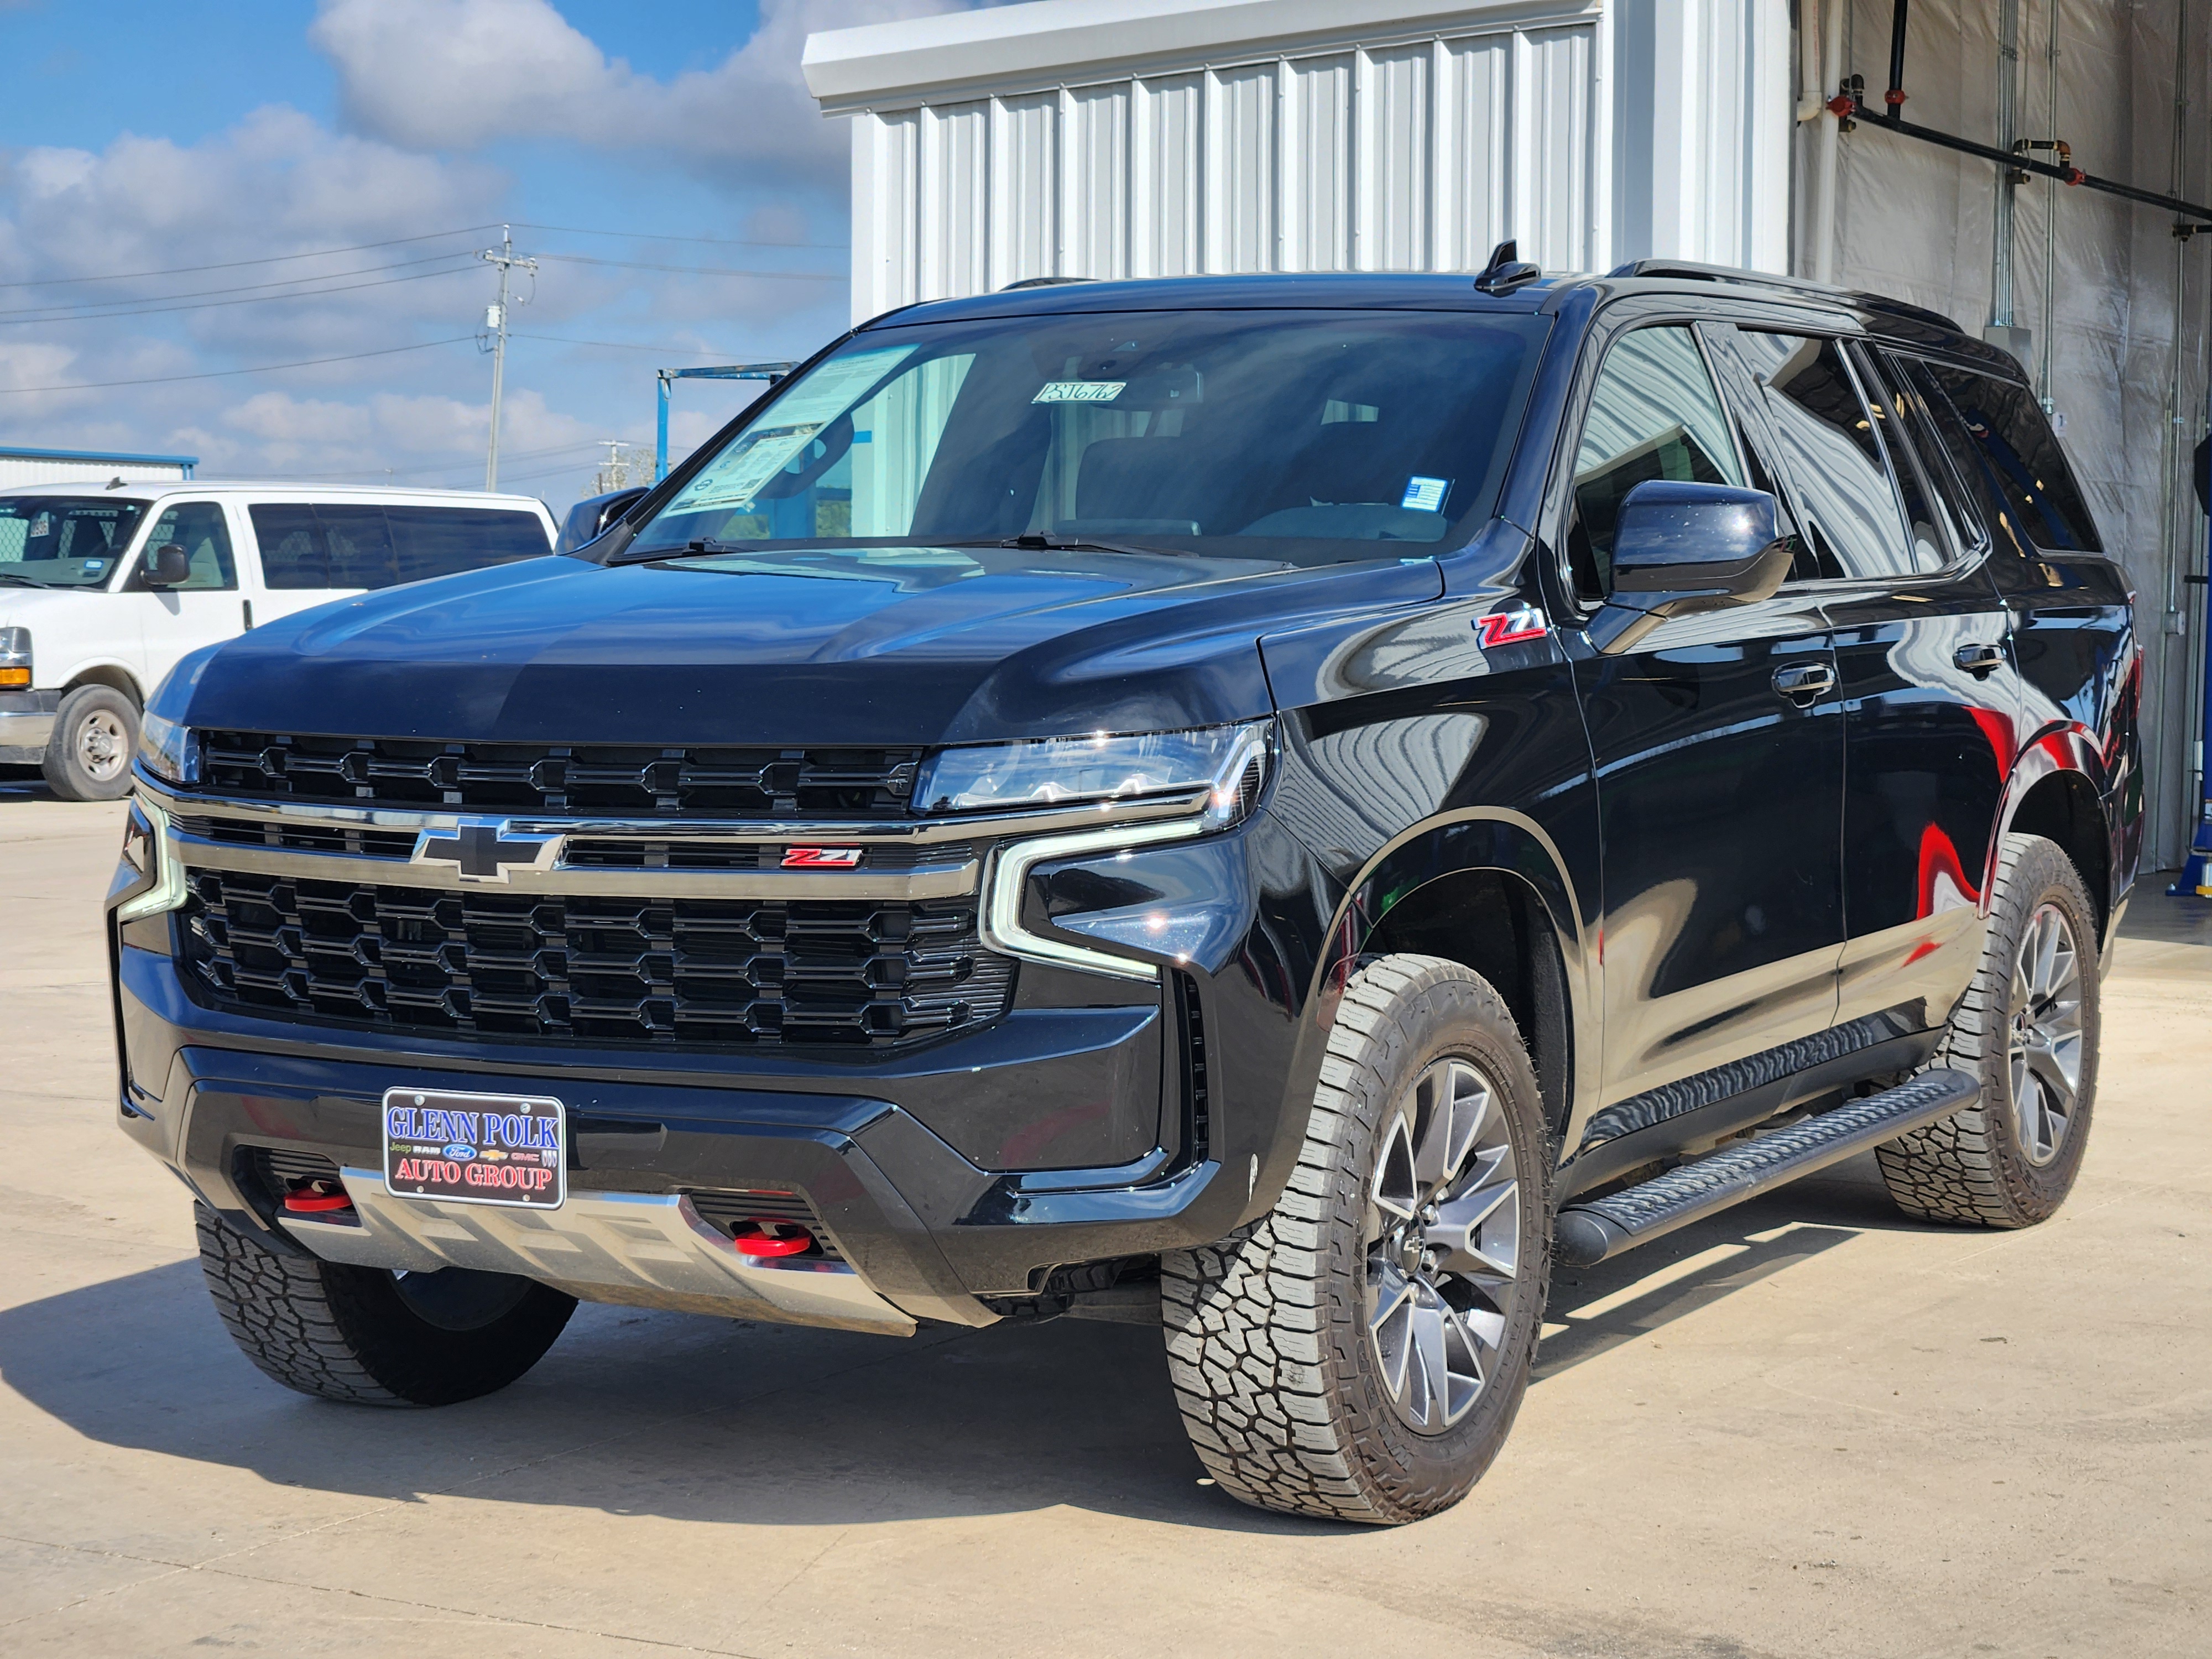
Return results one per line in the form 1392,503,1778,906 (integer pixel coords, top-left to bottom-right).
0,1,961,509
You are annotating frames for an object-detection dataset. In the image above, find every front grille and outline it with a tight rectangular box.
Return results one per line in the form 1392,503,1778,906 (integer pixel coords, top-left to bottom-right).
179,868,1014,1050
173,812,418,859
196,732,922,818
561,838,971,872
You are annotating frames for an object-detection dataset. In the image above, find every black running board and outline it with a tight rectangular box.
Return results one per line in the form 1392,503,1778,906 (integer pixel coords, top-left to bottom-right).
1552,1068,1980,1266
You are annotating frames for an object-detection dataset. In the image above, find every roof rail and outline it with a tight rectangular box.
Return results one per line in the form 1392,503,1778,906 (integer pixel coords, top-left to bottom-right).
999,276,1099,291
1606,259,1961,334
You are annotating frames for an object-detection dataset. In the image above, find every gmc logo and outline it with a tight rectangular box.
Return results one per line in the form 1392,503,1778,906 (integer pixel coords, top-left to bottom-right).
781,846,863,868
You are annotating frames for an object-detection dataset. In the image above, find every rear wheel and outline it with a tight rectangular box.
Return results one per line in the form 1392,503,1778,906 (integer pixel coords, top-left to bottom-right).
1161,955,1550,1523
41,684,138,801
196,1203,576,1406
1876,833,2100,1227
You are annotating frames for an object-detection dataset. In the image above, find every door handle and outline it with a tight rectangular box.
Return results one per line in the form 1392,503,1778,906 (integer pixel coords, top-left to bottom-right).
1771,662,1836,705
1953,640,2004,677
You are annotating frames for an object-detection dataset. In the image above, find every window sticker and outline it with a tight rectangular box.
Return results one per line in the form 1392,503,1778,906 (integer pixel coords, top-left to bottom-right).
1401,476,1451,513
84,559,104,572
1034,380,1126,404
667,344,915,515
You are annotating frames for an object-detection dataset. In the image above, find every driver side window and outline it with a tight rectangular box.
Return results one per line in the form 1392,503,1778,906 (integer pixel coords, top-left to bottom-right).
143,502,237,592
1567,326,1743,601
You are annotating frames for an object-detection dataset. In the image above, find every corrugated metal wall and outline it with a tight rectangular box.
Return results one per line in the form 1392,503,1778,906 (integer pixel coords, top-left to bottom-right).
0,457,191,490
851,22,1606,320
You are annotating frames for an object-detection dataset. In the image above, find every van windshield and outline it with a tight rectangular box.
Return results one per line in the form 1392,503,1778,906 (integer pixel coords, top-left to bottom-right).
0,497,147,588
624,309,1549,567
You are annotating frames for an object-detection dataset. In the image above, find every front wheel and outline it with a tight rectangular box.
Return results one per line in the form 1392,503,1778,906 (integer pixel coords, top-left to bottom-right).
42,684,139,801
196,1204,576,1406
1876,833,2100,1227
1162,955,1551,1524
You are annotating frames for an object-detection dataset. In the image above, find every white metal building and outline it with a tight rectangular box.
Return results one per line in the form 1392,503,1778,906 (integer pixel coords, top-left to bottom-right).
802,0,2211,868
0,445,197,492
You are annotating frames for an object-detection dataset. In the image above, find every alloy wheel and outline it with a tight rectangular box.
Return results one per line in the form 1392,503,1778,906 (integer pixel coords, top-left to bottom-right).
2007,900,2083,1166
78,709,128,782
1364,1056,1522,1434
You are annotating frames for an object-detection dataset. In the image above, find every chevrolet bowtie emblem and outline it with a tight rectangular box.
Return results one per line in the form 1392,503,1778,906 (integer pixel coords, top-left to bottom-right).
411,819,560,884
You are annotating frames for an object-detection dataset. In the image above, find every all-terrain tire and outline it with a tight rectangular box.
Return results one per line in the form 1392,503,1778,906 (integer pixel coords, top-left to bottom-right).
196,1203,577,1406
41,684,137,801
1875,833,2100,1227
1161,955,1551,1524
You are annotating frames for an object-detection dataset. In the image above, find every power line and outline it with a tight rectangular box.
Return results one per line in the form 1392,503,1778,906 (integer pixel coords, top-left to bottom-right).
515,221,847,252
0,335,476,395
535,252,843,281
249,439,609,482
0,225,502,290
0,250,477,322
0,263,479,327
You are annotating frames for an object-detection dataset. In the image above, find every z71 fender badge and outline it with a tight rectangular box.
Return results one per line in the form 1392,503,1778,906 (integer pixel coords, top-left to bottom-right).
1474,607,1549,648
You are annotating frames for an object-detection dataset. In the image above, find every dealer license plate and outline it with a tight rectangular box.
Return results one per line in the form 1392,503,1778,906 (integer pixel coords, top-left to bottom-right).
381,1087,565,1210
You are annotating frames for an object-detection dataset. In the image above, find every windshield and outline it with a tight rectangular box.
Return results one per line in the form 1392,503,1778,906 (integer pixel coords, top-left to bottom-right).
0,497,147,588
626,309,1548,566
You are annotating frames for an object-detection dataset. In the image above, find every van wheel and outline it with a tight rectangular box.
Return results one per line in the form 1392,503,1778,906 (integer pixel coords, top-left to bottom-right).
42,685,138,801
1161,956,1550,1523
196,1204,576,1406
1875,833,2100,1227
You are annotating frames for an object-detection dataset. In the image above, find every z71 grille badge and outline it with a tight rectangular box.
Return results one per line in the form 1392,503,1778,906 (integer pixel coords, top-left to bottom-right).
410,819,562,884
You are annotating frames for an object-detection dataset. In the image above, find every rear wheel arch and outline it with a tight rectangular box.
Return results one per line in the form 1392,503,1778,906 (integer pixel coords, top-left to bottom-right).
1999,760,2110,939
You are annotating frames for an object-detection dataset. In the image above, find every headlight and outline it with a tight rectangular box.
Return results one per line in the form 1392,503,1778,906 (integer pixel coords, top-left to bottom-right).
0,625,28,690
137,709,199,786
916,720,1272,827
114,795,187,922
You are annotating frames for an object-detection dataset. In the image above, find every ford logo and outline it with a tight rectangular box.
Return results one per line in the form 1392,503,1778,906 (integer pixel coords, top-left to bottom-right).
442,1143,477,1161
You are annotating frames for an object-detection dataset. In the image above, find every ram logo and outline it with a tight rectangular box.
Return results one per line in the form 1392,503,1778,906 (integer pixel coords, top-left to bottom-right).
781,846,864,868
1474,607,1549,649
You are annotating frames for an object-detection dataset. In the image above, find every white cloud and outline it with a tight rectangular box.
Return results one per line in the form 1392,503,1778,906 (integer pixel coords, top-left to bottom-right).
310,0,961,183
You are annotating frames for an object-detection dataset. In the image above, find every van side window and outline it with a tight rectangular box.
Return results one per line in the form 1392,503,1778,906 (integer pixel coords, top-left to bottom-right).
251,504,551,591
385,508,551,583
1914,362,2101,552
142,503,238,591
1567,325,1744,599
1732,332,1918,578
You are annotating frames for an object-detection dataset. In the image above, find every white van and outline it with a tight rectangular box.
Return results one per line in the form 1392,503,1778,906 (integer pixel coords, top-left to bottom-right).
0,482,557,799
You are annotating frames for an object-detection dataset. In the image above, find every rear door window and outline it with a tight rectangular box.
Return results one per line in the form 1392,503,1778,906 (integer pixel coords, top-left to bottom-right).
1732,332,1919,579
1914,362,2101,552
1567,325,1744,599
249,504,331,589
1847,345,1954,573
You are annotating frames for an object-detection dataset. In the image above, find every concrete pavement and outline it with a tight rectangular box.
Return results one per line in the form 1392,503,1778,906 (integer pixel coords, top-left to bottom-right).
1,783,2205,1657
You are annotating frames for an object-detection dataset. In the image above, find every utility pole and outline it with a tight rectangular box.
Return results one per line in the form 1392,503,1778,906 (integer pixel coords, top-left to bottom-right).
479,227,536,491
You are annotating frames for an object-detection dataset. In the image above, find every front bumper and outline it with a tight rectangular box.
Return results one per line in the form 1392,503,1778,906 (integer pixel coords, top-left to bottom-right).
0,690,59,762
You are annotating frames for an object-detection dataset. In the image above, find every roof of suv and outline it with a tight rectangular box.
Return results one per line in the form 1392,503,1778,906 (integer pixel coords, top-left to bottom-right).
869,262,1996,364
0,479,553,510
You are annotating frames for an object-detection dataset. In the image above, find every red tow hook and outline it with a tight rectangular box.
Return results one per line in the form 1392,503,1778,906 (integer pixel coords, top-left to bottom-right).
731,1220,815,1258
283,1181,354,1215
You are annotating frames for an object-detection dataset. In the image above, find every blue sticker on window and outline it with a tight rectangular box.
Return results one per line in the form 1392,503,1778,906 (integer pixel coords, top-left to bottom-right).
1401,476,1450,513
84,559,104,571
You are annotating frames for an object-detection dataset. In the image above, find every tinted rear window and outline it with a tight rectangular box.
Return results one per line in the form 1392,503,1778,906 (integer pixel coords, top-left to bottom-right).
1915,363,2101,552
250,504,550,589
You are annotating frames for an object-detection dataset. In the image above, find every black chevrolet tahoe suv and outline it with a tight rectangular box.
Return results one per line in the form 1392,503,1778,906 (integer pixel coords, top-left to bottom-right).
109,255,2140,1524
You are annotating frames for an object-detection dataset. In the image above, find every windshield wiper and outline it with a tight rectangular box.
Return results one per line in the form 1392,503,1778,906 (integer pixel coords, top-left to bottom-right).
608,538,742,567
0,571,48,588
947,533,1183,559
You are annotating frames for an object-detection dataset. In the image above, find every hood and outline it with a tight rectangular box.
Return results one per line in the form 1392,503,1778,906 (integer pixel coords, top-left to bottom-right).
182,544,1444,747
0,582,104,629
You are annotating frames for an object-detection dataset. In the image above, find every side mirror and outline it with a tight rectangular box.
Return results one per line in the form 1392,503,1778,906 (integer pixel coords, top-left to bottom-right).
142,542,191,588
1594,482,1791,650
